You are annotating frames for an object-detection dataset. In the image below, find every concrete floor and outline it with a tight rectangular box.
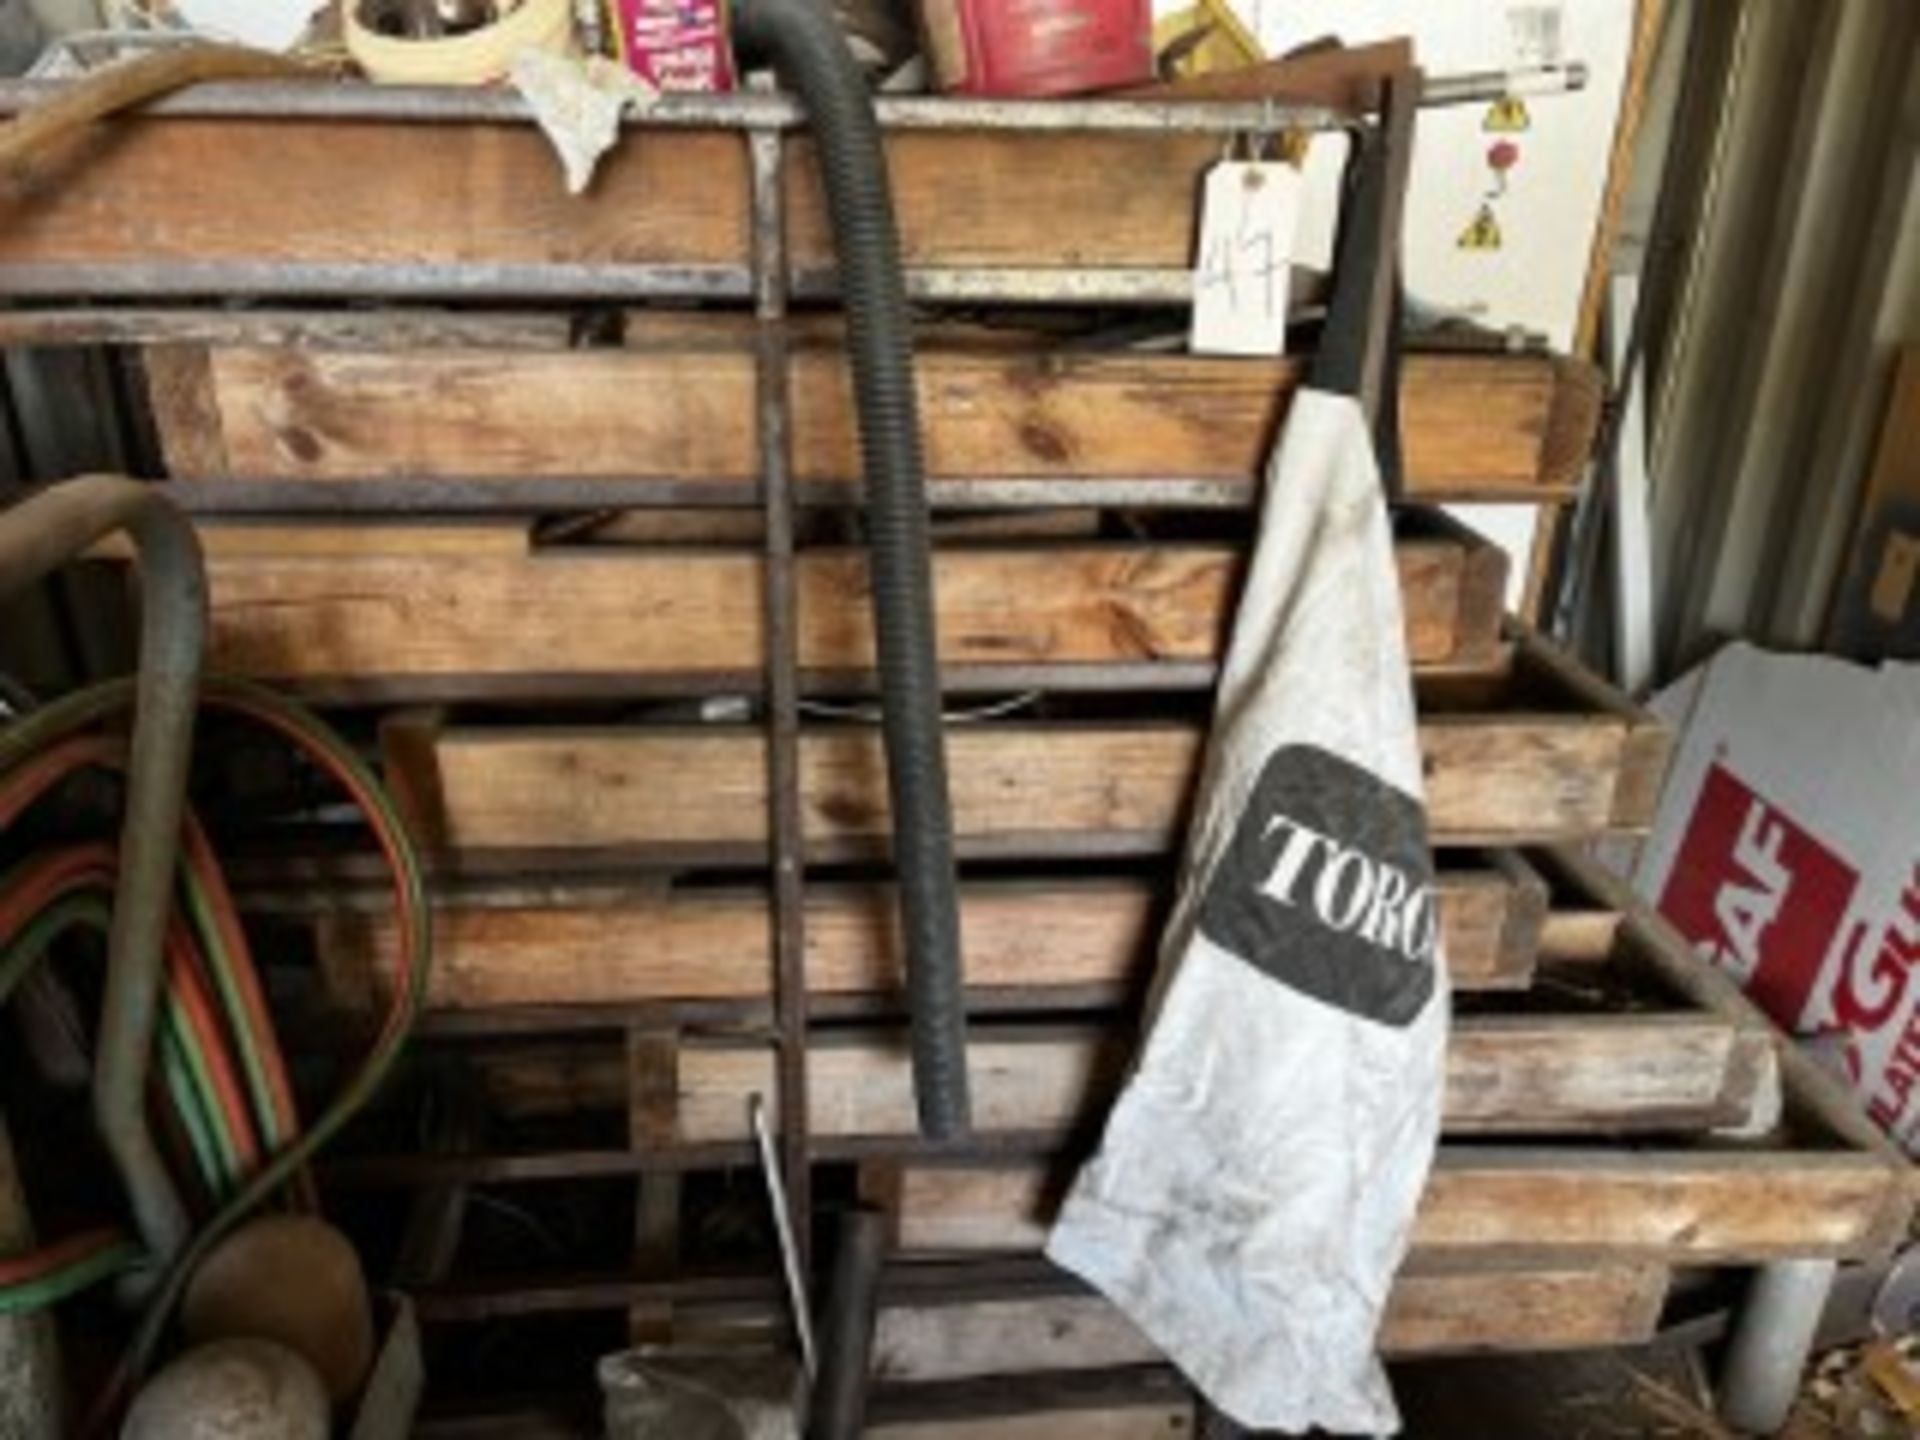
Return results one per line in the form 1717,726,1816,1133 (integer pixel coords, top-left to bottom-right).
1391,1345,1733,1439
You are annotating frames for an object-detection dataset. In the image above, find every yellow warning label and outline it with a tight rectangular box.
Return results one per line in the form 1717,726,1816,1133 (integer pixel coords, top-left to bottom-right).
1483,95,1531,132
1457,203,1503,251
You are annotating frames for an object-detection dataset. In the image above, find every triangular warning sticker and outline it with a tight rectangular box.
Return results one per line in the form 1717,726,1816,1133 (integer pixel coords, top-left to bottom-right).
1483,95,1531,132
1457,203,1502,251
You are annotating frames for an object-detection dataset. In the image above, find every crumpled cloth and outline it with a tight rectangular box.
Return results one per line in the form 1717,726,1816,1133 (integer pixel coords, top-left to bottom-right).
512,50,657,195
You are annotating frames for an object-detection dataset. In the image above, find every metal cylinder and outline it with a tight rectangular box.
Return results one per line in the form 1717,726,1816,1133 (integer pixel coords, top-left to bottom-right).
806,1210,887,1440
1718,1258,1837,1434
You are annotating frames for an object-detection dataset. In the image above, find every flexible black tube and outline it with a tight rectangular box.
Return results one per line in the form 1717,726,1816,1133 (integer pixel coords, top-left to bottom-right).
733,0,970,1139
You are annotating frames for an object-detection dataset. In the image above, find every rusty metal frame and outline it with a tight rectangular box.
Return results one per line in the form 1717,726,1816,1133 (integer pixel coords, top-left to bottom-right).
0,78,1420,1372
750,123,812,1282
0,81,1347,132
147,476,1266,515
0,261,1207,306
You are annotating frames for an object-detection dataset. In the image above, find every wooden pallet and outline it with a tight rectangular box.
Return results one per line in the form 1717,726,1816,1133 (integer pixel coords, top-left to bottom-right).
839,854,1910,1274
306,847,1909,1398
12,78,1906,1433
429,847,1779,1149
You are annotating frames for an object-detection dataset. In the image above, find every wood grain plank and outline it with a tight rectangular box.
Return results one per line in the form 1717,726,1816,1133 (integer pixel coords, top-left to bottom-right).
0,120,1222,279
179,345,1583,502
628,1027,682,1343
186,535,1483,683
375,708,451,894
873,1296,1158,1385
868,1265,1668,1381
207,346,754,482
395,715,1638,858
474,1015,1757,1138
1485,850,1552,989
786,131,1218,272
0,118,749,276
317,881,1148,1012
404,724,1198,856
877,1147,1910,1265
1385,1261,1668,1357
316,864,1538,1013
1419,718,1628,841
1419,1149,1912,1263
142,345,225,477
1502,624,1673,831
1539,908,1625,963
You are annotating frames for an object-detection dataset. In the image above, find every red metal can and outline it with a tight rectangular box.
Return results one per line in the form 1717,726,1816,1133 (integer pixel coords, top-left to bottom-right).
920,0,1154,97
606,0,737,92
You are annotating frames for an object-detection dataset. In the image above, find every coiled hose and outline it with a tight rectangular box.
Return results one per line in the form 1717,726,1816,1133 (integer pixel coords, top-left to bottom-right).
733,0,970,1139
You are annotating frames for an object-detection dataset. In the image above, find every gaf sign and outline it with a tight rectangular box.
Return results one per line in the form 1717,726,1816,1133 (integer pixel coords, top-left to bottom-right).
1659,763,1860,1028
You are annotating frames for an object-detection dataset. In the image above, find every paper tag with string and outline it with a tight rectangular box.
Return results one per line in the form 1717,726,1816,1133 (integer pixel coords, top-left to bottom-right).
1191,143,1305,357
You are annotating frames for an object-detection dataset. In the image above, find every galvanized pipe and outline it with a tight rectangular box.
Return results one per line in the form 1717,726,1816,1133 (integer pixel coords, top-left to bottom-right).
0,475,207,1264
1718,1258,1837,1434
750,121,815,1275
0,70,1579,130
0,79,1348,132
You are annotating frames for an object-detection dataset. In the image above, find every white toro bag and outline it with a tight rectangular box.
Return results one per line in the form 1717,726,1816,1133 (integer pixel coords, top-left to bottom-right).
1046,121,1450,1436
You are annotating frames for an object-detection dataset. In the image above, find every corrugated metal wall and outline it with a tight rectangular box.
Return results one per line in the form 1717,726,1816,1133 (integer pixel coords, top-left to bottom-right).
1638,0,1920,677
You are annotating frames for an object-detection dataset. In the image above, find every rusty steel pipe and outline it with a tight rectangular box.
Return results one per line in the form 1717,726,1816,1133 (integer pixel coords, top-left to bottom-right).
0,475,207,1264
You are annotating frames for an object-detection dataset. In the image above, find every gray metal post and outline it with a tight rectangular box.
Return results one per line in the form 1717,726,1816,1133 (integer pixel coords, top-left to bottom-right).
1718,1258,1837,1433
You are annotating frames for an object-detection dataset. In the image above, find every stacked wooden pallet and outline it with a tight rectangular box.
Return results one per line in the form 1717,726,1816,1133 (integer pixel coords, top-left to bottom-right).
1,80,1907,1434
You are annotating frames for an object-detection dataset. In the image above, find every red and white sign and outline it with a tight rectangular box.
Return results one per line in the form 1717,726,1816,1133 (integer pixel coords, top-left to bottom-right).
1657,763,1859,1028
1633,644,1920,1153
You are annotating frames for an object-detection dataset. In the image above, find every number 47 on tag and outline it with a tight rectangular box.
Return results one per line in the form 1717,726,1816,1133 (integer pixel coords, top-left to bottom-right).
1191,161,1303,357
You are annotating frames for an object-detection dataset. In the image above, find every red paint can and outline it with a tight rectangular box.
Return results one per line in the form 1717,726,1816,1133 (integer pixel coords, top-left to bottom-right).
919,0,1154,97
605,0,737,92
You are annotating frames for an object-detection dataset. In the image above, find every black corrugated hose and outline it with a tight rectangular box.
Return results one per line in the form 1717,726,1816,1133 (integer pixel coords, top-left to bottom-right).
732,0,971,1140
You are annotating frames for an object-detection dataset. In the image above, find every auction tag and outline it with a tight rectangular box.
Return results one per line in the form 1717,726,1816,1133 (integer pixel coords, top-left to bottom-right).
1191,161,1301,357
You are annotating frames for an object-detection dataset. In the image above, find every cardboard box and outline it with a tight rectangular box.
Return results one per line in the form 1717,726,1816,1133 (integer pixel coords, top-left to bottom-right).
1632,643,1920,1152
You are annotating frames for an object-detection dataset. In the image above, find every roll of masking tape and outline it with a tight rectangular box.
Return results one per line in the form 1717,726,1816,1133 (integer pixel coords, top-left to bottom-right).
346,0,577,85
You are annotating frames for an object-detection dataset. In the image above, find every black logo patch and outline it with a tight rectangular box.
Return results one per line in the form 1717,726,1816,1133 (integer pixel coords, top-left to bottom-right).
1197,743,1439,1026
